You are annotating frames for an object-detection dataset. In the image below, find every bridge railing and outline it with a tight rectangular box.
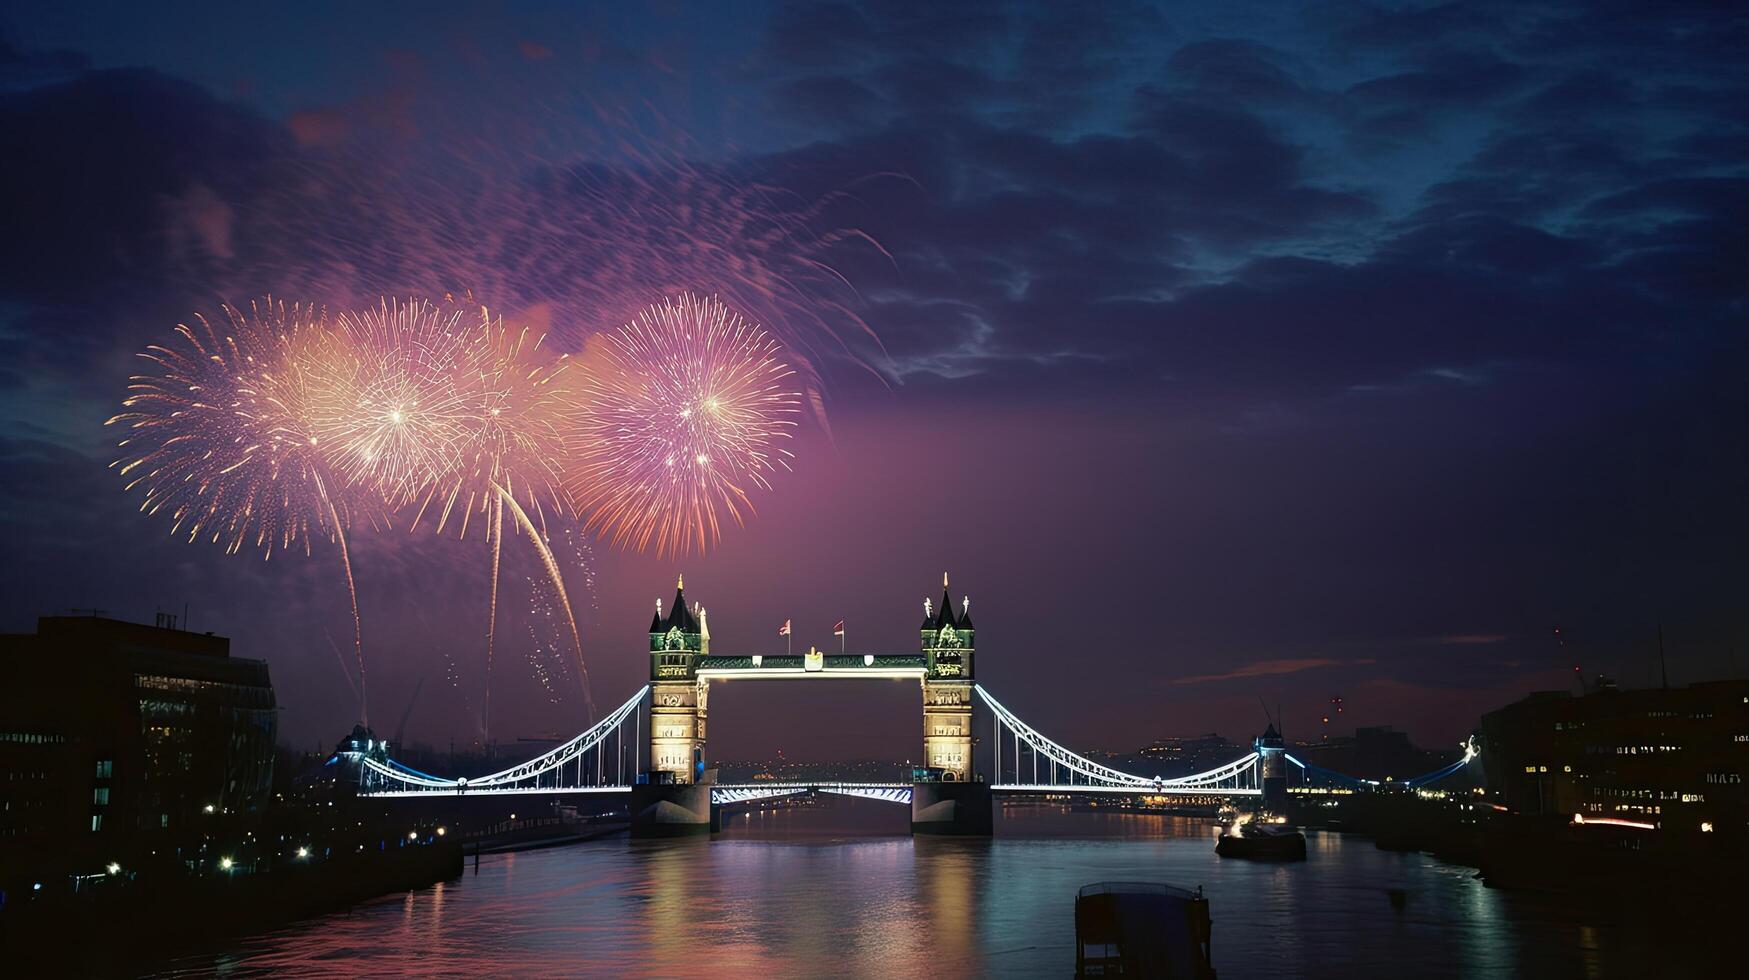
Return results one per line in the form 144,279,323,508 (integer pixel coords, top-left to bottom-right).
711,782,914,805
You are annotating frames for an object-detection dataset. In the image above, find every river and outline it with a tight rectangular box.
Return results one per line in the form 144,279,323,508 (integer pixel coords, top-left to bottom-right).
152,801,1716,977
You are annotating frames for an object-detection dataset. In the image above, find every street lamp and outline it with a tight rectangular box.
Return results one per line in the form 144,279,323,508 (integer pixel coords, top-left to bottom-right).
219,857,234,871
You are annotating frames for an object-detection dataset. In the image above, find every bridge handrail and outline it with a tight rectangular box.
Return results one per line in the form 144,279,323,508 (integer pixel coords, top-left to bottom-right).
363,685,648,791
710,782,915,805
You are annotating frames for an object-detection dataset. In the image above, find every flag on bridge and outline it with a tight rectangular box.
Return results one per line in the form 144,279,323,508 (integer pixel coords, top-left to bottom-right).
778,619,791,636
832,620,845,636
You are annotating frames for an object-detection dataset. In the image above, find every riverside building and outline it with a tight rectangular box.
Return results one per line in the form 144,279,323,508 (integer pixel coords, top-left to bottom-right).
0,614,276,886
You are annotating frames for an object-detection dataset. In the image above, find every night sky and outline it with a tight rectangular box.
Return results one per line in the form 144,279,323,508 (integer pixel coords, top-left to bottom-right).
2,2,1744,762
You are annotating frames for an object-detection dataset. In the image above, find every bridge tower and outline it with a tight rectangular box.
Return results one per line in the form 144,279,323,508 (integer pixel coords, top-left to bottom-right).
913,573,993,835
648,575,708,783
921,572,974,780
632,575,713,837
1255,723,1287,812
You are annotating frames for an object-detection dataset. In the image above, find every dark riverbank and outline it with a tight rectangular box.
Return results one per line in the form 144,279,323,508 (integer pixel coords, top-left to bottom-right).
3,812,636,975
6,840,464,976
1291,791,1749,906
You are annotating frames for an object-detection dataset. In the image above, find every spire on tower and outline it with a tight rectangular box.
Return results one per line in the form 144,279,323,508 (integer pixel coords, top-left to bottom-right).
922,574,964,630
651,577,700,634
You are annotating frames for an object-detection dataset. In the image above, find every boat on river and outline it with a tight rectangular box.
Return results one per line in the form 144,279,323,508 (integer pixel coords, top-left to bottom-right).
1215,813,1306,861
1074,881,1216,978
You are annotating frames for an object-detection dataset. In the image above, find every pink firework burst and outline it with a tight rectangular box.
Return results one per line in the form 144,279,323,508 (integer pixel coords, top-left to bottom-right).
568,293,802,557
110,298,346,556
306,297,476,512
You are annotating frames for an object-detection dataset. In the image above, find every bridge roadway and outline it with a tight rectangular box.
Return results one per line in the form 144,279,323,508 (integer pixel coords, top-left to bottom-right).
362,781,1261,802
710,782,1263,805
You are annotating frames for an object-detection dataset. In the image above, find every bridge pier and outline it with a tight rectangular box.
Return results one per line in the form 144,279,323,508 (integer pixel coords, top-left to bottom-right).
628,783,712,838
911,780,993,836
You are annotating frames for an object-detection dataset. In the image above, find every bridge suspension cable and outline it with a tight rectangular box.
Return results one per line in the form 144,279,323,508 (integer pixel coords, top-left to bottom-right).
1283,736,1478,790
360,685,648,795
975,684,1260,795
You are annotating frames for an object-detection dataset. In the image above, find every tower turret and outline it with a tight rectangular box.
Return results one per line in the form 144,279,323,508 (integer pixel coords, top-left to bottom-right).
921,571,974,679
651,574,706,680
1255,722,1287,811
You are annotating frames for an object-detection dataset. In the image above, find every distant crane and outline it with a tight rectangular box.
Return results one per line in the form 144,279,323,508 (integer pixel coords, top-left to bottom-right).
1554,626,1583,694
394,676,425,750
1321,695,1343,741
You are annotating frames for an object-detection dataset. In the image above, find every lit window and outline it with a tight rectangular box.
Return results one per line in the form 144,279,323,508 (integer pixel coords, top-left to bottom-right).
92,788,109,805
90,814,103,832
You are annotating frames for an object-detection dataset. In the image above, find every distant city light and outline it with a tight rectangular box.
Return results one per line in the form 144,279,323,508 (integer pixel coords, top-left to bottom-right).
436,826,446,836
106,862,121,875
219,857,234,870
296,847,310,858
203,804,215,814
408,831,418,840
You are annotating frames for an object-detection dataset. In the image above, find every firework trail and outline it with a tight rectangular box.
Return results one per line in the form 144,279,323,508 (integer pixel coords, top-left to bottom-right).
525,526,593,706
309,298,595,726
442,303,593,725
108,298,373,722
568,293,802,557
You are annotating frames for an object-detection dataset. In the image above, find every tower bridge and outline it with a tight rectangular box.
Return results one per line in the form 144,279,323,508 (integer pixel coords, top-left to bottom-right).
351,576,1471,837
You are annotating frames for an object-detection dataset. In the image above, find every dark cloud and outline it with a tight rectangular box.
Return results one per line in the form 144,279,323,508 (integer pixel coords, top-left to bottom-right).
0,69,284,305
1163,39,1307,103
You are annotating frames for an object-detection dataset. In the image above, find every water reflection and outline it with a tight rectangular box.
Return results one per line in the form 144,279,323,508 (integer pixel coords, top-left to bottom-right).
157,800,1717,978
